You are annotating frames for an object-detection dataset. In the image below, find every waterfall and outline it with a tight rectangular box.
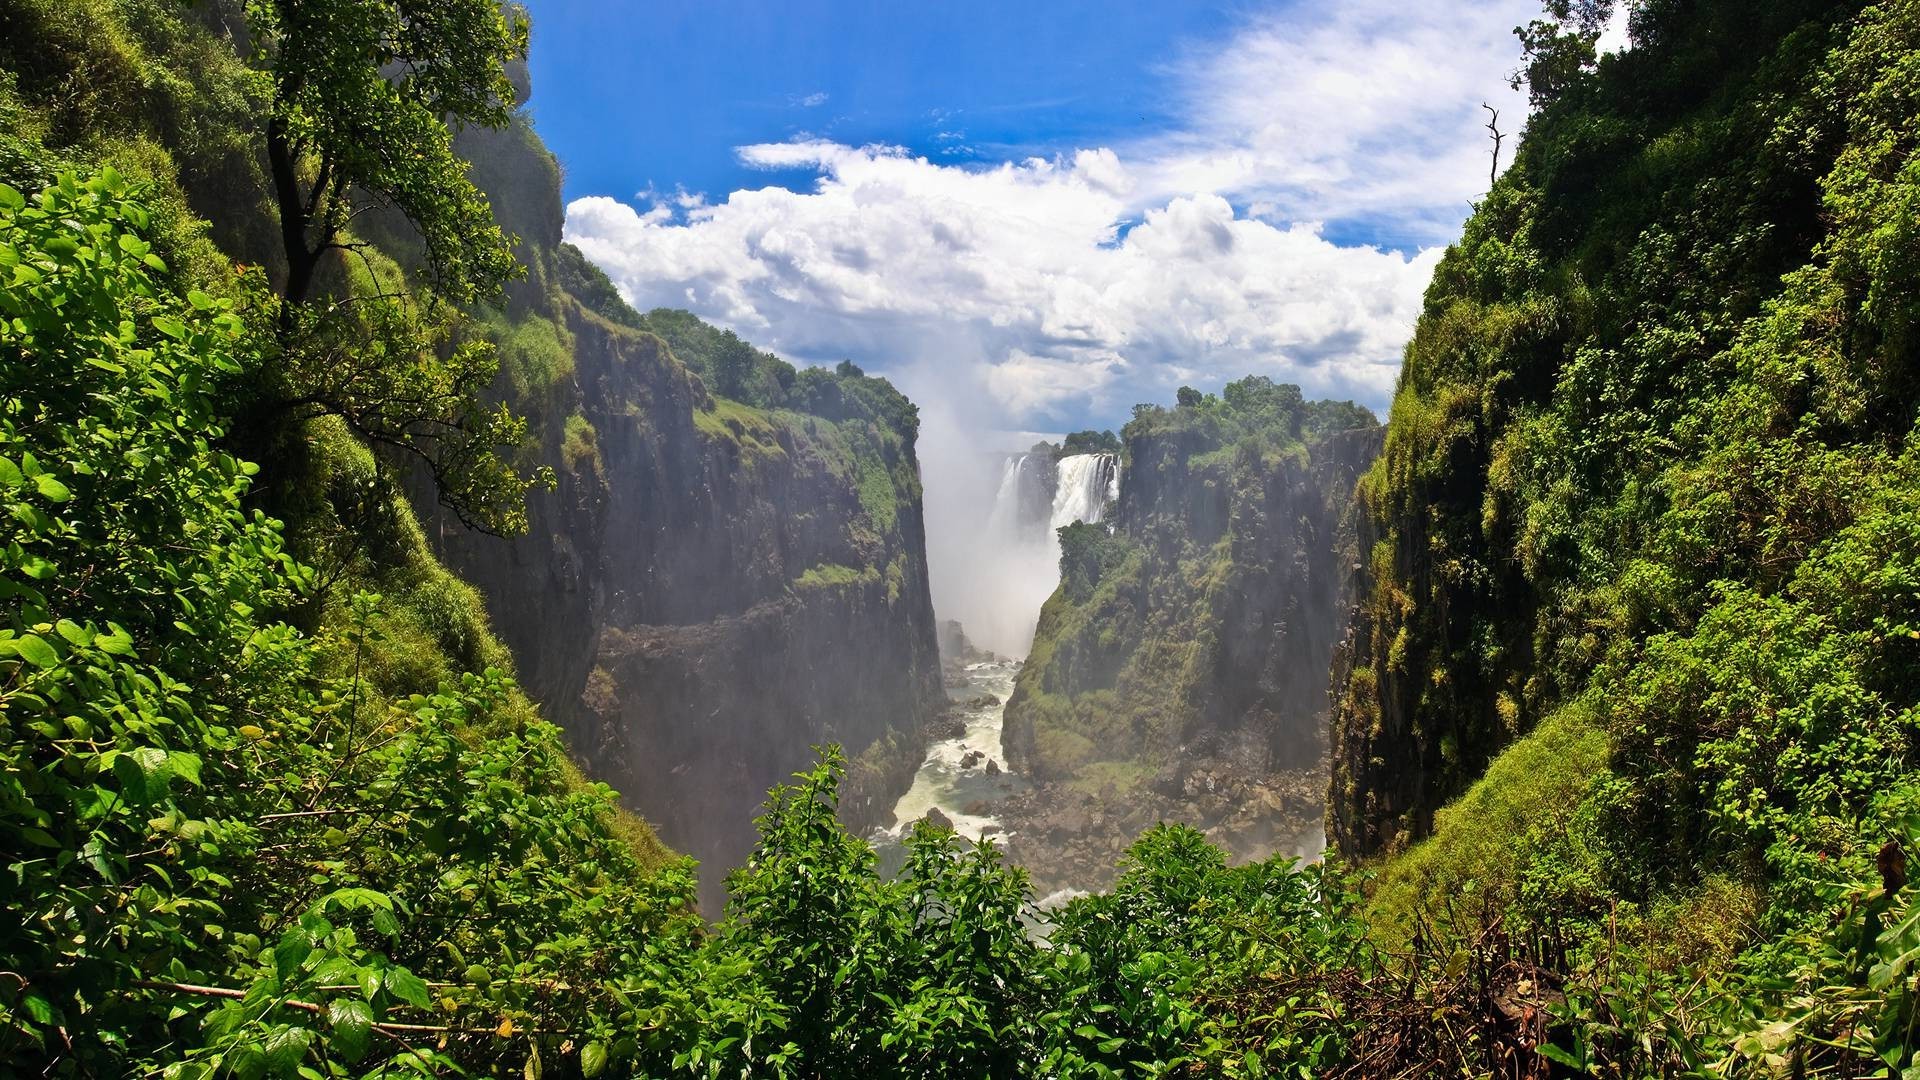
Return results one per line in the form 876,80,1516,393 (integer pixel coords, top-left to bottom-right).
985,452,1059,539
1049,453,1119,530
961,449,1122,659
984,453,1034,538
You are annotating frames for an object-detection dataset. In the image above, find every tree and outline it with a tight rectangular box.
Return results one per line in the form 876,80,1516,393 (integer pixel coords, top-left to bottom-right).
245,0,528,310
1512,0,1616,106
1176,385,1204,408
235,0,547,535
710,331,760,402
1059,429,1121,457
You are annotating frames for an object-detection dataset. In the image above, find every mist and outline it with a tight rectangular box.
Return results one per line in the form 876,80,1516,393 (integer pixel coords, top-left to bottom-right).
910,404,1059,658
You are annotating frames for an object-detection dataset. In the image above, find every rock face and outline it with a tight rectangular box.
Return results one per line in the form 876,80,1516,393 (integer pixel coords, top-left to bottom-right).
998,385,1380,879
1003,404,1381,779
420,117,943,913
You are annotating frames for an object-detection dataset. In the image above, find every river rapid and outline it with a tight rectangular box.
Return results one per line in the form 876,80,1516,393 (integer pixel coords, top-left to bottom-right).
875,657,1028,850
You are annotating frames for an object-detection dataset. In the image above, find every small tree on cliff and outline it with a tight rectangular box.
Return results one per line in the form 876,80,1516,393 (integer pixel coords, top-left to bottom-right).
247,0,526,308
239,0,546,534
1512,0,1616,106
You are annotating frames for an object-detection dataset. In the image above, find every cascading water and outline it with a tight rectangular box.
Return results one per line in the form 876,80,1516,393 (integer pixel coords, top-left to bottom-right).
984,453,1050,541
1048,453,1118,532
878,450,1124,858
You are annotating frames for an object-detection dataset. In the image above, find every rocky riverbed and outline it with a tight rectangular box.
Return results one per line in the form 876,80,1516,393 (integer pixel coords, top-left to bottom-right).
996,733,1325,895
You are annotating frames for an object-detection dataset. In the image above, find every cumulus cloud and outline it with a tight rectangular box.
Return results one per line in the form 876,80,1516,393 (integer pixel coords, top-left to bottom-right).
561,0,1543,652
567,2,1536,430
1141,0,1537,243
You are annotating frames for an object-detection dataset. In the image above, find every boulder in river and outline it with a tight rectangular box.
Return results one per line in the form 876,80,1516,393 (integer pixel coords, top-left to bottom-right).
985,759,1001,777
922,807,954,831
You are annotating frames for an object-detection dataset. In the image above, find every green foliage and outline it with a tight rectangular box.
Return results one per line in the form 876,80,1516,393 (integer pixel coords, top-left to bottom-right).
1046,826,1374,1077
269,280,550,535
639,307,796,408
1058,429,1122,458
0,170,691,1076
1057,521,1135,604
555,241,643,329
1335,0,1920,1073
245,0,526,305
562,412,601,476
793,562,877,591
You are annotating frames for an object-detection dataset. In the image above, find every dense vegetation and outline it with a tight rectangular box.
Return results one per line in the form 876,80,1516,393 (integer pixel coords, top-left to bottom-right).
1328,0,1920,1071
14,0,1920,1076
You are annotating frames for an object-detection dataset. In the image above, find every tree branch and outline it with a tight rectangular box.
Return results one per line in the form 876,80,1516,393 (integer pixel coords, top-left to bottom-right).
1483,103,1505,190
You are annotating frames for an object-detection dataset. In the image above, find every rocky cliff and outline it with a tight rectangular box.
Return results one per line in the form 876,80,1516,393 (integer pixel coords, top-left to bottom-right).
1321,20,1920,1012
419,112,944,912
996,380,1377,885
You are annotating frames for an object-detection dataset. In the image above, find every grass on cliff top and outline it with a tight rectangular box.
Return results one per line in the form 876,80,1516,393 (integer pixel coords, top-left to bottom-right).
1364,695,1609,950
694,396,788,466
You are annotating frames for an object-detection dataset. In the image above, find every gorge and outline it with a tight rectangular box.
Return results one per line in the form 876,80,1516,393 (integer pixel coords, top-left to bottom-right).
11,0,1920,1076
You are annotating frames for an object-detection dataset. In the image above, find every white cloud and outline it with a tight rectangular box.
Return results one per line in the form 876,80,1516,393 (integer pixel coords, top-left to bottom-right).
1596,4,1634,54
796,91,829,107
563,2,1544,651
567,1,1537,431
1137,0,1537,241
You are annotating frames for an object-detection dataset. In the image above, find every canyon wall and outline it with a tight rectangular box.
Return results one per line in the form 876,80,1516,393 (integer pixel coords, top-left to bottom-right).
421,113,944,912
994,382,1378,884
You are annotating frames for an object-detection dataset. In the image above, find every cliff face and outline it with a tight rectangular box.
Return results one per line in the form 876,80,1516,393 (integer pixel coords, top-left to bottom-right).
1002,384,1379,792
422,117,943,912
1329,0,1920,938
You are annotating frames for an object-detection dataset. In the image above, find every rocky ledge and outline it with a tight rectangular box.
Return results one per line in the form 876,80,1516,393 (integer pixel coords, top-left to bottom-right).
995,732,1325,895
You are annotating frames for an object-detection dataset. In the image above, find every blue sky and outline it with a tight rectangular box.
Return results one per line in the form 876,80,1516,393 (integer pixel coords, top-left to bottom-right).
521,1,1577,646
527,1,1555,440
525,1,1237,212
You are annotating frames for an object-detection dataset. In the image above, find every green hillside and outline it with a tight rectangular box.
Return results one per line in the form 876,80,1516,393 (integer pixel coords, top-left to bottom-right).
10,0,1920,1076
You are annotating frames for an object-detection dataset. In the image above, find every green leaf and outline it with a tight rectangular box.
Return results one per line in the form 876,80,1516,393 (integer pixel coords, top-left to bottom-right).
33,474,70,502
151,315,187,340
274,931,312,981
328,998,374,1063
317,887,393,913
263,1025,314,1072
20,993,54,1026
113,746,172,805
383,967,431,1010
0,183,23,211
580,1041,608,1077
167,751,203,787
1537,1043,1585,1068
9,634,58,668
94,625,134,655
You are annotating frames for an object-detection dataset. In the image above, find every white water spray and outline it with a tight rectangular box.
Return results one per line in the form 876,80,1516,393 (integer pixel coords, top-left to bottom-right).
1048,453,1118,531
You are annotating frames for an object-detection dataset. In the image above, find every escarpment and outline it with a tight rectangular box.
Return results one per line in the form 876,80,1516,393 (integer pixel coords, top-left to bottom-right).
418,114,944,913
996,382,1378,884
